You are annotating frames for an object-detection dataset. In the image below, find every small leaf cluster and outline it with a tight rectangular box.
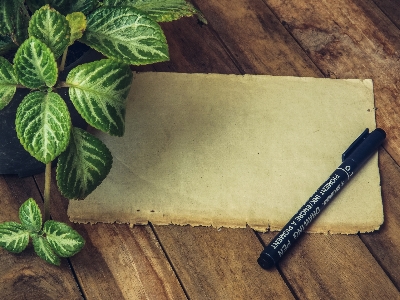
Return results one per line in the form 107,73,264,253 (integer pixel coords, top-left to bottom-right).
0,198,85,265
0,1,201,199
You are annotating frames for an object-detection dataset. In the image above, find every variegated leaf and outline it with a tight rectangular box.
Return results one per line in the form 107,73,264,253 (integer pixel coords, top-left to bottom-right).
43,220,85,257
80,6,169,65
67,0,99,15
12,4,29,45
0,1,24,35
25,0,48,13
0,35,17,55
57,127,112,199
66,12,86,45
0,1,29,44
28,5,70,59
0,222,29,253
27,0,99,15
32,234,61,265
66,59,133,136
15,91,71,164
0,56,18,110
13,37,58,89
0,1,16,35
105,0,200,22
102,0,127,5
19,198,42,232
26,0,69,14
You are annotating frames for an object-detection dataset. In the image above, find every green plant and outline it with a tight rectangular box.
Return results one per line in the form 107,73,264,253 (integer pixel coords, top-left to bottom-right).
0,0,203,265
0,199,84,265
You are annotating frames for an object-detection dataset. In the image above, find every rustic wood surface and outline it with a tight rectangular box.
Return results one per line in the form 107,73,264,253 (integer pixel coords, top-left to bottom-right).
1,0,400,299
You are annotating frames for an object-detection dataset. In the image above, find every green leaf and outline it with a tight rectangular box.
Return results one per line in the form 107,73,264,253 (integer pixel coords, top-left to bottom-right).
0,222,29,253
57,127,113,199
43,220,85,257
80,6,169,65
15,91,71,164
0,57,18,110
27,0,99,15
28,5,71,59
0,1,23,35
66,12,86,45
14,37,58,89
0,1,29,44
67,0,99,15
26,0,68,14
26,1,52,13
66,59,133,136
0,35,17,55
12,5,30,45
19,198,42,232
107,0,200,22
132,0,199,23
102,0,127,5
32,234,61,265
0,2,16,35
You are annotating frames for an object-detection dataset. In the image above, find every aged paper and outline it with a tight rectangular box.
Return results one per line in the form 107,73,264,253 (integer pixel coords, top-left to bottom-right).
68,73,382,233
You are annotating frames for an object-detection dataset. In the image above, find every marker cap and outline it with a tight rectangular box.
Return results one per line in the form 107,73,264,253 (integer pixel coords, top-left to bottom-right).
257,252,275,269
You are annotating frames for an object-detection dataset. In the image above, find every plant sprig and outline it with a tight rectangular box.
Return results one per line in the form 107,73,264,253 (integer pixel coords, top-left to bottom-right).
0,198,85,265
0,0,203,265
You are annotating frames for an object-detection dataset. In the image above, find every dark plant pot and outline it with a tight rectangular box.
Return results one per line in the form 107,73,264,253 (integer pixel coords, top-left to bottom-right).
0,44,103,177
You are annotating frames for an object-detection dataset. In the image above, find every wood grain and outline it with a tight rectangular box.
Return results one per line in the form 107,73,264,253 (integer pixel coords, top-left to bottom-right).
373,0,400,28
360,149,400,290
271,233,399,299
34,172,187,300
154,225,294,299
192,0,322,77
265,0,400,165
0,176,83,300
73,224,187,300
158,16,240,74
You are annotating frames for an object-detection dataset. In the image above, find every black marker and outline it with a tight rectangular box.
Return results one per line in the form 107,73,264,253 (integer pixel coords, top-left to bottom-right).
258,128,386,269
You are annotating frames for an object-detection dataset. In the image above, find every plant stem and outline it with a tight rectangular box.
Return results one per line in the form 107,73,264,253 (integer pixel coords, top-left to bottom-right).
60,46,69,72
56,81,69,88
16,84,29,89
44,162,52,222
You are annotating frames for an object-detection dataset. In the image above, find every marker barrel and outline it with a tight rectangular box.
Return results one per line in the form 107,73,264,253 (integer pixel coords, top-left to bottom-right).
258,160,356,269
258,128,386,269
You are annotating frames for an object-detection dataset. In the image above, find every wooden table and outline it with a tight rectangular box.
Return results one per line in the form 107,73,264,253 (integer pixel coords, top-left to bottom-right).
1,1,400,299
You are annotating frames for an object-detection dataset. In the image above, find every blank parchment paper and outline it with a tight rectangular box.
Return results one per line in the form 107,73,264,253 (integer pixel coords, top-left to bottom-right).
68,73,382,234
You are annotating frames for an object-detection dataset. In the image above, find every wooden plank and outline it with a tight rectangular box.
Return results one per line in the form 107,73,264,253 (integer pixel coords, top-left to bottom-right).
360,149,400,290
72,223,188,300
265,0,400,166
373,0,400,28
261,233,400,299
191,0,322,77
156,16,240,74
0,175,83,299
34,173,187,300
154,225,295,299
